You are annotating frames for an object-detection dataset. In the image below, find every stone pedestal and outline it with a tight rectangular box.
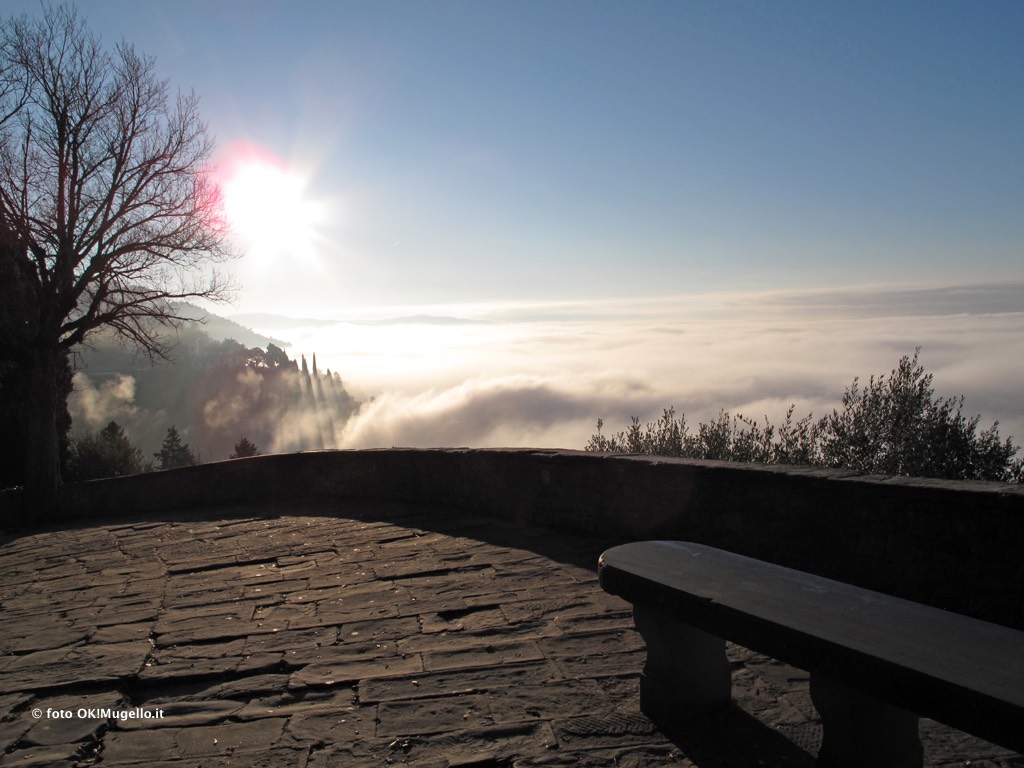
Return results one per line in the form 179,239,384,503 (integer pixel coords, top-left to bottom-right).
633,606,925,768
633,605,732,720
810,674,923,768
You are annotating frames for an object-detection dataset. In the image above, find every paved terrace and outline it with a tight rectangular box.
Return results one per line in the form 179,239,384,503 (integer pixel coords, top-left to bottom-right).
1,499,1021,768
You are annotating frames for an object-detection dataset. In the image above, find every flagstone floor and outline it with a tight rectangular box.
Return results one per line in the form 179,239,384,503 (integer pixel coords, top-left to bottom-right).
1,499,1020,767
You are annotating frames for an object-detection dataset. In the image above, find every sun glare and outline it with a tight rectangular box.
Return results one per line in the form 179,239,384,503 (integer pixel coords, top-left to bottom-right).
219,144,324,264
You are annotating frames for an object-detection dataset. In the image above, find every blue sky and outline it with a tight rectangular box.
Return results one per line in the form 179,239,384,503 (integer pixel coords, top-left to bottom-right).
12,1,1024,450
8,0,1022,313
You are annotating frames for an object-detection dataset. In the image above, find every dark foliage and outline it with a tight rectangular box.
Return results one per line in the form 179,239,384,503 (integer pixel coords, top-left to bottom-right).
229,437,261,459
154,426,197,471
587,351,1022,483
66,421,149,481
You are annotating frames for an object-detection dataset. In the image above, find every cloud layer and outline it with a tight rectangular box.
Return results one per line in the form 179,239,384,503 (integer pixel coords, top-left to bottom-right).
263,282,1024,452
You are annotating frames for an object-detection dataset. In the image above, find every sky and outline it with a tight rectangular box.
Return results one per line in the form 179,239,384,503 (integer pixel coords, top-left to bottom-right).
11,0,1024,451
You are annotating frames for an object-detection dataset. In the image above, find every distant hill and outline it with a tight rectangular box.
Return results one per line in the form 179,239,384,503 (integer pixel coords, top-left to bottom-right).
174,303,289,348
369,314,481,326
228,312,340,330
230,311,481,329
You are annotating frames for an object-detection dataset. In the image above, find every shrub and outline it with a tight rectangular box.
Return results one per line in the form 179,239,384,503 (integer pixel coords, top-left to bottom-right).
586,350,1021,482
818,350,1019,481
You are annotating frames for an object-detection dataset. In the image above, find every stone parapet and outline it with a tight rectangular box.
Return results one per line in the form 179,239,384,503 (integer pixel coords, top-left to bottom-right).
3,448,1023,628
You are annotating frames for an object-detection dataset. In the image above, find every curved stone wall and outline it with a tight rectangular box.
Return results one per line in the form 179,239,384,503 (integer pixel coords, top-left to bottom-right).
5,448,1024,629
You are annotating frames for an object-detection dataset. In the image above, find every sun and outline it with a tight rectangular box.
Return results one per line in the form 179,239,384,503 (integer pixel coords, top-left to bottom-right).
219,144,324,263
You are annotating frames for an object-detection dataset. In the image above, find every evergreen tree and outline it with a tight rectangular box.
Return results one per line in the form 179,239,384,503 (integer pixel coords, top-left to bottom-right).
229,437,261,459
66,421,148,481
154,426,197,470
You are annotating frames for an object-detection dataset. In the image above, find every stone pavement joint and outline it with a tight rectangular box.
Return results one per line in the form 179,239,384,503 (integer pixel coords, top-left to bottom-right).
1,499,1021,767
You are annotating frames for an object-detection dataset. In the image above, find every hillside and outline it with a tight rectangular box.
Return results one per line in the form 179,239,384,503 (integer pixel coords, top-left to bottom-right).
70,308,359,461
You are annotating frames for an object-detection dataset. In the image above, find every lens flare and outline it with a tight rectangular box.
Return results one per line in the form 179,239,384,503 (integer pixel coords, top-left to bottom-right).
218,142,325,264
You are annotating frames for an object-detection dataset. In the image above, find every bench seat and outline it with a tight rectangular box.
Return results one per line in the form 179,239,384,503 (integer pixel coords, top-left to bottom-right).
599,540,1024,767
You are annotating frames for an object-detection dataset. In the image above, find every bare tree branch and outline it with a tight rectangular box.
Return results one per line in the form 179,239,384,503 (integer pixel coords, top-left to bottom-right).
1,4,240,503
1,4,237,358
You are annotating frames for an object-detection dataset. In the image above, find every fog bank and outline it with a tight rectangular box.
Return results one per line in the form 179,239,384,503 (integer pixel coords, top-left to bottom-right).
243,282,1024,452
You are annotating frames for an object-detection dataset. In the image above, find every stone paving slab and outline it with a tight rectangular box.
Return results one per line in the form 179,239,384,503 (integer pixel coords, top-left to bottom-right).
0,499,1021,767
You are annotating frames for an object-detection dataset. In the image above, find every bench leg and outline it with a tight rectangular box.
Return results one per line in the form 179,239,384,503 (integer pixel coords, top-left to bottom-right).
633,605,731,722
810,674,923,768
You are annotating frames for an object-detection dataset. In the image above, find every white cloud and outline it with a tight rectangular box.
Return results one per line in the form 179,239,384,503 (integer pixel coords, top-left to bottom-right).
69,372,138,429
256,282,1024,451
339,374,658,449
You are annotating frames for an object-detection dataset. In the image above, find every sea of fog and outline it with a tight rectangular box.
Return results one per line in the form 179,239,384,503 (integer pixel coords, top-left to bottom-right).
237,284,1024,452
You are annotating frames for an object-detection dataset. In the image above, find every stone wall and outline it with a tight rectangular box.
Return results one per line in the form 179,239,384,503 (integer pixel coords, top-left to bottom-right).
4,448,1023,629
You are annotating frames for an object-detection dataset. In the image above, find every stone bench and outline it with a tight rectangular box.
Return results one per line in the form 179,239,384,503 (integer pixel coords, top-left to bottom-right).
598,540,1024,768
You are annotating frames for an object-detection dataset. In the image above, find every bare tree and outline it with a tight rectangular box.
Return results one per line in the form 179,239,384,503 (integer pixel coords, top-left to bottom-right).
0,5,235,511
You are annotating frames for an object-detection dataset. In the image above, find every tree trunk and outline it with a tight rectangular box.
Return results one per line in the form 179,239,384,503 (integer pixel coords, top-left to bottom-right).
23,345,61,519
